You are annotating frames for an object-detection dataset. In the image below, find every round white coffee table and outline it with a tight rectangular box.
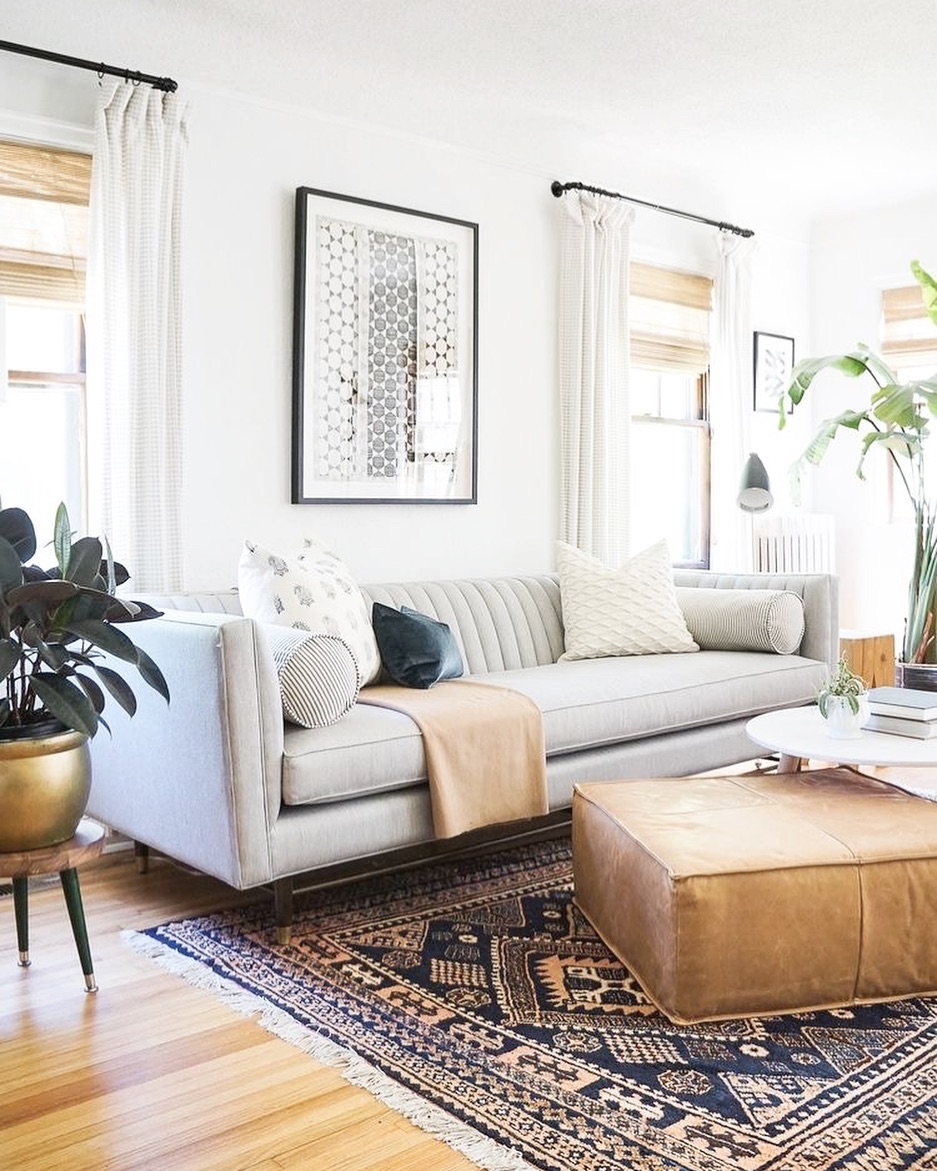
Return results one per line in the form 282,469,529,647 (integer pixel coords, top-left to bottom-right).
746,707,937,796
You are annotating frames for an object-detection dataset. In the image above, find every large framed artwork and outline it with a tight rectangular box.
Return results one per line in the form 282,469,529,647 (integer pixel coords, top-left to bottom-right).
753,331,795,413
292,187,479,504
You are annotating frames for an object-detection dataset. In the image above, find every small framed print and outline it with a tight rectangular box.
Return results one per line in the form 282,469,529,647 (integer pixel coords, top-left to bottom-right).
292,186,478,504
753,331,795,413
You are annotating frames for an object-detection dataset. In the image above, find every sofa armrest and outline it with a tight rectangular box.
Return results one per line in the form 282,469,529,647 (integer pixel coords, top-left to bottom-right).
87,612,284,889
672,570,839,669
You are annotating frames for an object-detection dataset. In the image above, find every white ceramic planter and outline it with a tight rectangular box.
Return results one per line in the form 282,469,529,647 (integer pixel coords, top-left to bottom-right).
822,693,870,739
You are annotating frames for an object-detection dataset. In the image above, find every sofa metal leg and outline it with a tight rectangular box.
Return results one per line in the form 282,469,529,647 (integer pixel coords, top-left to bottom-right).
274,877,293,945
134,841,150,874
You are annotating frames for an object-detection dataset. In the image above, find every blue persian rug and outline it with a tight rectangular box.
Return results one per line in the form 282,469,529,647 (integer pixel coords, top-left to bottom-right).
127,838,937,1170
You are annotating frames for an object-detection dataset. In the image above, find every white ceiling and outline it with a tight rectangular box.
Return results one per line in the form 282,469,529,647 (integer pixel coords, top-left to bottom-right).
5,0,937,230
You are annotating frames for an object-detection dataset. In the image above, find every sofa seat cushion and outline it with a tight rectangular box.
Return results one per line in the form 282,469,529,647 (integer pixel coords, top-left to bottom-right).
281,650,827,807
283,703,426,806
481,651,826,757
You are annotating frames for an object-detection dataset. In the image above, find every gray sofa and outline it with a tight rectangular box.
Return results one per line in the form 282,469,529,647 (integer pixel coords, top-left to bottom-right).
87,569,837,938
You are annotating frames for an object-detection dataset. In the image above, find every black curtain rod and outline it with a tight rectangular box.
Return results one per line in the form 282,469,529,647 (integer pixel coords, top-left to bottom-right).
0,39,177,93
551,179,754,239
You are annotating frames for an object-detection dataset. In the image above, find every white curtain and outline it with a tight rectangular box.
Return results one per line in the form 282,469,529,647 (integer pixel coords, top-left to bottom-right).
557,191,635,565
86,81,189,592
709,231,757,571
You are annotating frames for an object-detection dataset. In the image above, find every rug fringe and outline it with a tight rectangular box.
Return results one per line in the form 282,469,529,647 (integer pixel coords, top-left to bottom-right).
123,929,536,1171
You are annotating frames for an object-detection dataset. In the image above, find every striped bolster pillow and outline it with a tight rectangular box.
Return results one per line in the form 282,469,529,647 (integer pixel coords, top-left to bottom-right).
262,626,361,728
675,588,805,654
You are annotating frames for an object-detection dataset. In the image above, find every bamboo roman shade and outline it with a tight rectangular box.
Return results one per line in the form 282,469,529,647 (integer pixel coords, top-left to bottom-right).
0,139,91,303
630,262,713,373
882,284,937,370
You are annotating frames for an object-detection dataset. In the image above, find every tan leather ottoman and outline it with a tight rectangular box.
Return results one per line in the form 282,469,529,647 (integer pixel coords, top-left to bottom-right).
572,768,937,1023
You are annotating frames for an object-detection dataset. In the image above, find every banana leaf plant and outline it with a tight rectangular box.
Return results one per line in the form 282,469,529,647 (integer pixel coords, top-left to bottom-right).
779,260,937,665
0,502,169,737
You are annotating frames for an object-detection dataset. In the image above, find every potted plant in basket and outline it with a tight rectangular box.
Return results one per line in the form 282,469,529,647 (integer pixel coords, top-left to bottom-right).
779,259,937,685
817,656,870,739
0,502,169,852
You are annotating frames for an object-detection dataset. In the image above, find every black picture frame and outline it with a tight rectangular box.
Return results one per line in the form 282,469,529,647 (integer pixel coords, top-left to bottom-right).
292,187,479,504
753,331,796,413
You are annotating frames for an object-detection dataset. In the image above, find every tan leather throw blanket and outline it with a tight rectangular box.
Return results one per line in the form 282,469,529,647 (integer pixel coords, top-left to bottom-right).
358,680,548,838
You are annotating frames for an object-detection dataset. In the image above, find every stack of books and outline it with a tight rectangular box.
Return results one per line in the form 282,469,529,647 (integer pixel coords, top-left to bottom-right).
865,686,937,738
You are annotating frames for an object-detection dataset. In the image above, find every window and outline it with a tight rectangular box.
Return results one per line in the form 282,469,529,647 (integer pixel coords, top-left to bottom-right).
628,262,712,567
881,283,937,520
0,139,90,548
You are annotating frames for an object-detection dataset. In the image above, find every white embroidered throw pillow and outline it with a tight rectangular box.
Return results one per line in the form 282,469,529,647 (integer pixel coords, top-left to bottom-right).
557,539,699,660
238,539,381,684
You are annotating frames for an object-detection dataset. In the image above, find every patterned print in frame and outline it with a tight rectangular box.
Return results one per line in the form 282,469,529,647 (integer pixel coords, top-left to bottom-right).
293,187,478,504
365,229,416,479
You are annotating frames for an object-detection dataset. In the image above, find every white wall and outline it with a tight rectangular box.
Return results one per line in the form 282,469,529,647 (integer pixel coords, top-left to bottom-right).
809,198,937,645
0,49,811,590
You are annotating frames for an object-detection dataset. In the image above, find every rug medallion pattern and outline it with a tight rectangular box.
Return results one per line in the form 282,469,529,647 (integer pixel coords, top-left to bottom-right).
139,839,937,1170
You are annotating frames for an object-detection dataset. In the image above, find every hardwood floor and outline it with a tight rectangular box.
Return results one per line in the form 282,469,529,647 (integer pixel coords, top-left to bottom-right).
0,849,474,1171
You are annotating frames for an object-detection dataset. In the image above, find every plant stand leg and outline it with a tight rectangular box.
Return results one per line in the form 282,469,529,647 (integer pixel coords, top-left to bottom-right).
59,868,97,992
13,876,29,967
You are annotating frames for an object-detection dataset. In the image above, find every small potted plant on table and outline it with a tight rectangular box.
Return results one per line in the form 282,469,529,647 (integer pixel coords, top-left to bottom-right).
817,657,870,739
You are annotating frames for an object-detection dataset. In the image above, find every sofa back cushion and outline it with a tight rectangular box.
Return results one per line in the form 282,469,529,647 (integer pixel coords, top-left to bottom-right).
363,577,565,674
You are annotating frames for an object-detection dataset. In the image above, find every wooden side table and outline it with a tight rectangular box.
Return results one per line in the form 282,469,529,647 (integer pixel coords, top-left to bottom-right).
0,819,105,992
839,630,896,688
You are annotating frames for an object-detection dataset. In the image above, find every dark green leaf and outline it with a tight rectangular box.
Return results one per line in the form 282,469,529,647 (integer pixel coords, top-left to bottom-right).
53,590,111,628
36,640,71,671
0,535,25,592
6,579,79,608
0,698,9,726
62,618,137,662
0,507,36,562
29,673,98,737
74,671,106,714
0,638,19,680
65,537,103,587
108,599,164,623
93,663,137,716
135,647,170,703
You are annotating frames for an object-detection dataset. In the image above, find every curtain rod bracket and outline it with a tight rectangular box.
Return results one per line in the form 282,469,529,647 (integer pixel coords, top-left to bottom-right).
551,178,754,239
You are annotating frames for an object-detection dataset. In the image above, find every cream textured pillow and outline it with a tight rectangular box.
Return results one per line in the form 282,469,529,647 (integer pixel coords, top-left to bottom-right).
557,539,699,660
261,626,360,728
675,587,805,654
238,539,381,685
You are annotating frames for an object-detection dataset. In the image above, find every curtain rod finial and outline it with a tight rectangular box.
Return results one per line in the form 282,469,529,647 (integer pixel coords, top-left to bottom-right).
550,180,564,198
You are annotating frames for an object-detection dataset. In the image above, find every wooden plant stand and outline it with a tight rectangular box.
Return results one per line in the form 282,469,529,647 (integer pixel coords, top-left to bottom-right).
0,819,105,992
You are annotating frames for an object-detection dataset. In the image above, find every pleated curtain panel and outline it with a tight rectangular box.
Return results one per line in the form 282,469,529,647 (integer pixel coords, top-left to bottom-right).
708,231,757,571
86,81,189,592
557,189,635,566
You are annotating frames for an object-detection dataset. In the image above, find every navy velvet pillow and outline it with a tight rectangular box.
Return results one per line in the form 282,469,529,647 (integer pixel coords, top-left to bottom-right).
371,603,464,689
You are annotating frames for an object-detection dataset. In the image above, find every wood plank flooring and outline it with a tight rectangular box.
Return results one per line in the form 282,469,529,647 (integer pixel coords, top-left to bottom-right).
4,762,933,1169
0,850,473,1171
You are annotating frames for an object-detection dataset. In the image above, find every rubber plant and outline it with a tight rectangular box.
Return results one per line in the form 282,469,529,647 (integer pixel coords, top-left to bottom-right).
779,260,937,665
0,501,169,737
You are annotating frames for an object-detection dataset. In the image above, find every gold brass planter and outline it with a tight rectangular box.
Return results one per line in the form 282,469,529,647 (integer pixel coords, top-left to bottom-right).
0,728,91,852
